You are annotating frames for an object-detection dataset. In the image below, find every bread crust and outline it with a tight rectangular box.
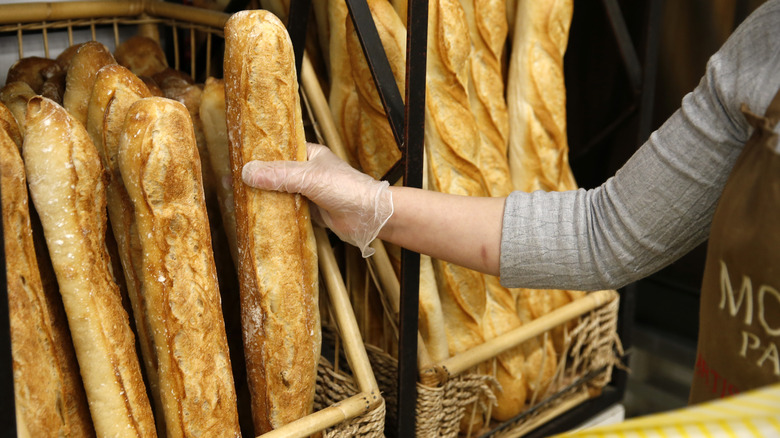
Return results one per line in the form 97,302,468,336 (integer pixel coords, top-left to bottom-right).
200,77,239,265
225,10,320,433
345,0,405,180
2,102,95,438
84,64,165,431
6,56,58,93
23,96,155,438
63,41,116,126
0,81,36,135
114,35,169,78
506,0,576,192
118,97,241,438
327,0,360,167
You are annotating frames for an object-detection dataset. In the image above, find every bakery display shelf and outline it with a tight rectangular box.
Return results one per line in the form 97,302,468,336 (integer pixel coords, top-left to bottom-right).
0,1,385,437
299,0,663,436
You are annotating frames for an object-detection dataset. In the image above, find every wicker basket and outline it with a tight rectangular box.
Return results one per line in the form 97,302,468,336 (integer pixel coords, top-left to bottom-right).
0,2,385,437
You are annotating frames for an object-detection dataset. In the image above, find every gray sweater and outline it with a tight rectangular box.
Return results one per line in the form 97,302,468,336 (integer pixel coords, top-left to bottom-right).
499,0,780,291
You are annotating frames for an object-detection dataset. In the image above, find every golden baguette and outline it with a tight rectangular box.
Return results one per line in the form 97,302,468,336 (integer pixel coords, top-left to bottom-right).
0,81,35,135
345,0,404,180
23,96,155,438
114,35,169,78
224,10,320,433
63,41,117,127
118,97,241,438
327,0,360,167
200,77,239,265
507,0,576,192
84,64,164,432
1,103,95,438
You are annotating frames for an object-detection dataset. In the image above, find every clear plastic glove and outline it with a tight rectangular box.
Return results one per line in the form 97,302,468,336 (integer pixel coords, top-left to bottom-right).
242,143,393,257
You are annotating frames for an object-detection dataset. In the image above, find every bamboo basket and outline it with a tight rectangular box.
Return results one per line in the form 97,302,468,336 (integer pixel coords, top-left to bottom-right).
301,35,625,438
0,1,385,437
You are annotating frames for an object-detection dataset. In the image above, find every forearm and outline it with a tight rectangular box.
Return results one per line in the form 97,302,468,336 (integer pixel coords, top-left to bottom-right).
378,186,505,276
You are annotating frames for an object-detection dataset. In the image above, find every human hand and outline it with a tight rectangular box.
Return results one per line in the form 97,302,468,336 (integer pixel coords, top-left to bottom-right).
242,143,393,257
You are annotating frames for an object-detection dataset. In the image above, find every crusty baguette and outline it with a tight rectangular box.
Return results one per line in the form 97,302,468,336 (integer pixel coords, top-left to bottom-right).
118,96,241,438
63,41,116,126
1,103,95,438
156,72,217,209
114,35,169,77
224,10,320,433
5,56,57,93
507,0,576,192
200,77,238,265
56,43,85,72
0,81,35,135
0,102,22,148
84,64,165,432
460,0,512,197
425,0,536,424
327,0,361,168
23,96,155,438
345,0,405,180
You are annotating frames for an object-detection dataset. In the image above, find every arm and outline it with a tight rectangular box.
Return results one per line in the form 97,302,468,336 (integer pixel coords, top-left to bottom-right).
379,187,505,276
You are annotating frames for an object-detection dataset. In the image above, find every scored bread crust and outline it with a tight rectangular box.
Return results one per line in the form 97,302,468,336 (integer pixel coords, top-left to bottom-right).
118,96,241,438
345,0,405,180
506,0,576,192
2,104,95,438
23,96,155,438
225,10,320,434
327,0,360,168
200,77,239,265
84,64,166,432
114,35,169,78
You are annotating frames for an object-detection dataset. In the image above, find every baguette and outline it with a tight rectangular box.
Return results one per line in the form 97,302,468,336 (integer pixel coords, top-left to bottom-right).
327,0,360,167
118,96,241,438
6,56,57,93
114,35,169,77
23,96,155,438
200,77,239,265
225,10,320,433
0,102,22,148
506,0,576,192
345,0,404,180
0,81,35,135
460,0,512,197
84,64,164,431
63,41,117,126
2,103,95,438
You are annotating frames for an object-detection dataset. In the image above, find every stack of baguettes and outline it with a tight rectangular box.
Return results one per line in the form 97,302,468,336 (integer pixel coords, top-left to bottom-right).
0,16,324,435
314,0,590,430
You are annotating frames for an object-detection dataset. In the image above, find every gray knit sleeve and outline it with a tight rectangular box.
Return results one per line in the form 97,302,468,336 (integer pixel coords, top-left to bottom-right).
499,0,780,290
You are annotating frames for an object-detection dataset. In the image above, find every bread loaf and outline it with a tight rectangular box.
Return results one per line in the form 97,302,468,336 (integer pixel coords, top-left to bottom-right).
118,96,241,438
0,103,22,148
5,56,57,93
506,0,576,192
460,0,512,197
200,77,238,265
84,64,164,431
224,10,320,433
114,35,169,77
0,81,35,134
327,0,360,167
23,96,155,438
2,103,95,438
63,41,117,126
345,0,404,180
56,43,85,72
425,0,488,355
156,70,217,207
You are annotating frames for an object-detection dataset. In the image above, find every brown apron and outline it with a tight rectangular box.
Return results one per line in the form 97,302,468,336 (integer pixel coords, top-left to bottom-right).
690,87,780,404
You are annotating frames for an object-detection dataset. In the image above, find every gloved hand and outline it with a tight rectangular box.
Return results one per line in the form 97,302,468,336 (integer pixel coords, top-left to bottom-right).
242,143,393,257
